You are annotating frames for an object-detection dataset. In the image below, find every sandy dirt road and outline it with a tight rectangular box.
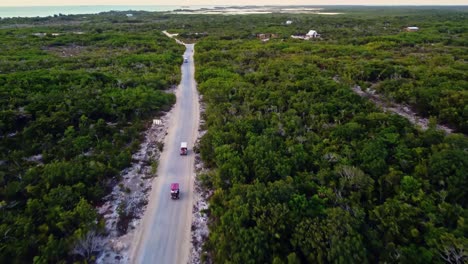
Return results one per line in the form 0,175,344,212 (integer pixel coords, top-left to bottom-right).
130,43,199,264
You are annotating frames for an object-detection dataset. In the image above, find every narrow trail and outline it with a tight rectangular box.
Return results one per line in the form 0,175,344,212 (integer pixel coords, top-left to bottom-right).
129,32,199,264
351,85,454,134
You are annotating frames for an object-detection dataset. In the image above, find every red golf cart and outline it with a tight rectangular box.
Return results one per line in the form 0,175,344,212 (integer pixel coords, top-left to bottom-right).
171,183,180,200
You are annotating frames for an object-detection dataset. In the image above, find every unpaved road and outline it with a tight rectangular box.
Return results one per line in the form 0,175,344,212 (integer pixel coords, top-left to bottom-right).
351,85,453,134
130,43,199,264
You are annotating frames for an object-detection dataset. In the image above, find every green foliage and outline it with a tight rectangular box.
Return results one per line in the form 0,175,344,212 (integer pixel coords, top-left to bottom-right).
0,15,182,262
1,7,467,263
191,8,468,264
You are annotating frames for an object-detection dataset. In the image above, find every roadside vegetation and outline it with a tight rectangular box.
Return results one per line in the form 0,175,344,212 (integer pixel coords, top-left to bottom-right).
167,8,467,133
0,18,183,262
187,8,467,264
0,6,467,263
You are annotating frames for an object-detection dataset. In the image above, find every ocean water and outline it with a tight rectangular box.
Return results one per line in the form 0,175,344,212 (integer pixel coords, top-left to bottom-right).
0,5,215,18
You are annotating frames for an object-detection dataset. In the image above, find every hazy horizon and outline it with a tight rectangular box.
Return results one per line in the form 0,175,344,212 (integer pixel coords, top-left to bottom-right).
1,1,467,7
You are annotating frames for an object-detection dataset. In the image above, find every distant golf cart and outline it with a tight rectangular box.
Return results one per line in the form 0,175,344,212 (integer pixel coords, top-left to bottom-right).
180,142,188,155
171,183,180,200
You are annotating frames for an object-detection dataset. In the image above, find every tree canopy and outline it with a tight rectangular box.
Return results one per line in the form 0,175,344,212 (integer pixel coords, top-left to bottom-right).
190,8,467,264
0,16,183,263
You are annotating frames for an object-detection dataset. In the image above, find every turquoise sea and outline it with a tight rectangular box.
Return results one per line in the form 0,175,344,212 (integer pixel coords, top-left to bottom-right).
0,5,216,18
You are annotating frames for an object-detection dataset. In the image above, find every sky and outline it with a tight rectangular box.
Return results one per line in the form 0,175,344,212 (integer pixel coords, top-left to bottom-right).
0,0,466,6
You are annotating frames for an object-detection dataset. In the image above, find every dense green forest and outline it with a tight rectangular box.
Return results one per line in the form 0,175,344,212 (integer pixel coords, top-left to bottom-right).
1,6,467,263
0,18,183,262
166,8,467,132
187,8,467,264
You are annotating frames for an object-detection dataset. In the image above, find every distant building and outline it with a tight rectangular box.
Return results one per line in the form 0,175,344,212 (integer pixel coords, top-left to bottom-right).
405,26,419,32
126,13,133,17
286,20,293,25
306,30,319,38
291,29,320,40
32,33,47,37
256,33,279,41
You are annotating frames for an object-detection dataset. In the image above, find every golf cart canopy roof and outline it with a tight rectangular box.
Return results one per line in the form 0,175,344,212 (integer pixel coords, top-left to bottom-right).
171,183,179,191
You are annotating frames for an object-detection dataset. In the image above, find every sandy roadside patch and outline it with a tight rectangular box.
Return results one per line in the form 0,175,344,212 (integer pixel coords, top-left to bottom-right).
95,87,176,263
